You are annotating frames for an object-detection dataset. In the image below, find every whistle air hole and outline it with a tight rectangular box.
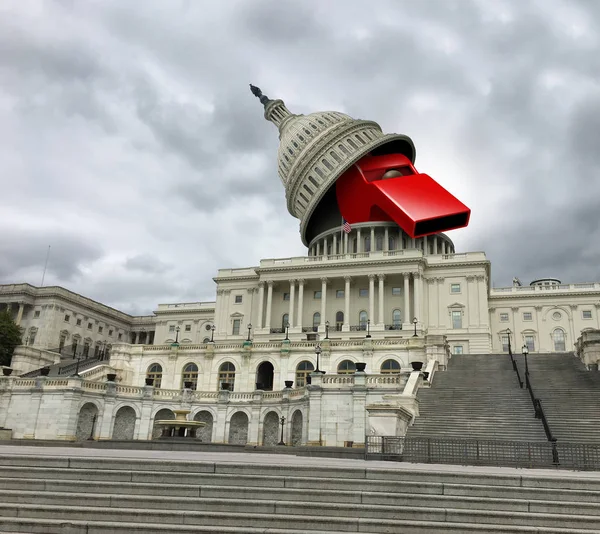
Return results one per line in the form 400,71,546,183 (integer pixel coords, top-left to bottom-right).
381,167,414,179
413,212,470,237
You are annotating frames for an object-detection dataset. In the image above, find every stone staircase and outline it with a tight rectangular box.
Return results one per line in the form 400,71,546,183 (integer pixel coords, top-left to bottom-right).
407,354,548,441
514,352,600,444
1,448,600,533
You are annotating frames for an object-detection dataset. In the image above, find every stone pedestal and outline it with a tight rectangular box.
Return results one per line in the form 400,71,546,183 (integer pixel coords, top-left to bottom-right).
366,402,414,437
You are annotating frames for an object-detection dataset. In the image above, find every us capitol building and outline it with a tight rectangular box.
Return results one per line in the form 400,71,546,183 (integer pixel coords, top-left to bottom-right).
1,88,599,446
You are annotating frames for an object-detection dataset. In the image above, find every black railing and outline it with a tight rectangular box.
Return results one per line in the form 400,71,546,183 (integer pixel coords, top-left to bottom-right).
365,436,599,470
302,327,318,333
384,324,403,331
269,328,284,334
57,355,103,376
350,325,368,331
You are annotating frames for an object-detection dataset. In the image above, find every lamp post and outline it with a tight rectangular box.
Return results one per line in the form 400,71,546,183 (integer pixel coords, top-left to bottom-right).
210,324,215,342
522,344,529,375
506,328,512,354
175,326,180,344
325,320,329,339
72,352,82,377
366,319,371,338
278,415,286,446
284,322,290,340
412,317,418,337
100,341,107,360
247,323,252,342
315,344,322,373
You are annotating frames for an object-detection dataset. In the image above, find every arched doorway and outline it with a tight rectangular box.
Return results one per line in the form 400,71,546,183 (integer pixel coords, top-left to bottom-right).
262,411,280,446
112,406,136,440
75,403,98,441
256,361,274,391
152,408,174,439
193,410,214,443
291,410,303,446
228,411,249,445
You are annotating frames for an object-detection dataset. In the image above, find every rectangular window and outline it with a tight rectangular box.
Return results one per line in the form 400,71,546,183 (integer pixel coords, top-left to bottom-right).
523,312,533,321
450,284,461,293
185,324,191,332
34,310,40,318
391,287,401,296
500,313,509,322
525,335,535,351
454,345,463,355
234,295,243,304
501,335,509,352
583,310,592,319
118,333,123,341
76,318,82,326
336,289,344,298
314,291,322,299
108,329,113,336
283,292,290,301
359,288,368,297
98,326,103,334
87,322,93,330
169,325,175,332
232,319,241,335
64,314,70,322
452,310,462,329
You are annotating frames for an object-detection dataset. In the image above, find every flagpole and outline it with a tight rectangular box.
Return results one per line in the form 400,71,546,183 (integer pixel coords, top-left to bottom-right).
41,245,51,287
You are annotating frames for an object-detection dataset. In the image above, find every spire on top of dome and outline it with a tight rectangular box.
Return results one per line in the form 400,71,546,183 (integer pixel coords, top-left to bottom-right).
249,83,296,132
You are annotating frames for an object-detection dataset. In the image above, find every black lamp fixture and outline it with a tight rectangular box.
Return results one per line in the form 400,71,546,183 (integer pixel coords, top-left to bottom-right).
412,317,418,337
210,324,215,342
522,344,529,375
72,352,82,377
506,328,512,354
247,323,252,342
278,415,286,446
325,320,330,339
366,319,371,338
285,322,290,340
315,344,322,373
175,326,180,344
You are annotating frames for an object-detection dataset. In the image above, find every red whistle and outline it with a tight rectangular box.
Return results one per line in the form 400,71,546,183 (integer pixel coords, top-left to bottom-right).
336,153,470,238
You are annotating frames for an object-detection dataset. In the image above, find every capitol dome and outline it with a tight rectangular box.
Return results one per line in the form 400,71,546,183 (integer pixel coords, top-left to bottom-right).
251,85,416,246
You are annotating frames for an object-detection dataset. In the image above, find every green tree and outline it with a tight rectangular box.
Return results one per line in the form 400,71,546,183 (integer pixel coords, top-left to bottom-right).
0,310,22,367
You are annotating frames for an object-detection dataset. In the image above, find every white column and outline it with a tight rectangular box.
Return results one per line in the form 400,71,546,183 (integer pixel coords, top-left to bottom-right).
344,276,351,331
413,273,421,322
265,281,273,329
423,235,428,255
323,237,328,257
288,280,296,328
434,237,439,255
384,228,389,251
297,279,305,329
370,227,375,252
368,274,375,323
316,242,321,256
257,282,265,329
320,277,327,327
404,273,410,323
344,232,348,254
378,274,385,326
357,229,362,252
16,303,24,326
332,234,337,255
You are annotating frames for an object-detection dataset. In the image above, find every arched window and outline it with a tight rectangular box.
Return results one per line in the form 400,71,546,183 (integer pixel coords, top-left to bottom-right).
335,311,344,331
146,363,163,388
312,312,320,332
364,235,371,252
553,329,566,352
388,236,396,251
392,309,402,330
202,337,210,344
282,313,289,331
181,363,199,390
381,359,401,374
376,234,383,251
338,360,356,374
218,362,236,391
296,360,314,387
359,311,368,331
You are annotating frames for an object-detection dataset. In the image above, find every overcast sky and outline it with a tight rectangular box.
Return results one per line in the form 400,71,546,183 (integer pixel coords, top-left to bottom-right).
1,0,599,315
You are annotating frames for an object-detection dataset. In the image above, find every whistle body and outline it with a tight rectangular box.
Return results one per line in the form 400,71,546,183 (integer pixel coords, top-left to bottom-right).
336,153,470,238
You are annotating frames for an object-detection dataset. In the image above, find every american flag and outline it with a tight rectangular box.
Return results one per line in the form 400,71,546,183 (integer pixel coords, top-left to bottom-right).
342,219,352,233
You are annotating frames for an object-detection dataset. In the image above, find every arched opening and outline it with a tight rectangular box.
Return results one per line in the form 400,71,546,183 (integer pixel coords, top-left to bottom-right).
181,363,199,389
228,411,249,445
112,406,136,440
75,403,98,441
218,362,236,391
282,313,289,330
146,363,163,388
335,311,344,331
359,311,368,331
376,234,383,251
262,411,280,446
152,409,174,439
193,410,213,443
295,360,314,387
312,312,320,332
256,361,274,391
388,236,396,251
291,410,303,446
380,359,401,374
364,235,371,252
553,329,566,352
392,309,402,330
338,360,356,374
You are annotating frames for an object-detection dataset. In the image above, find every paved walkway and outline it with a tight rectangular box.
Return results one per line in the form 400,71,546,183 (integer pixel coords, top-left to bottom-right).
1,444,600,480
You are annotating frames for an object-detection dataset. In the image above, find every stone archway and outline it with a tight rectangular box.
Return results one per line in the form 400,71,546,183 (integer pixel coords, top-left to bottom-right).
152,409,174,439
256,361,274,391
112,406,136,440
193,410,214,443
75,403,98,441
291,410,303,446
228,411,249,445
262,411,280,446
